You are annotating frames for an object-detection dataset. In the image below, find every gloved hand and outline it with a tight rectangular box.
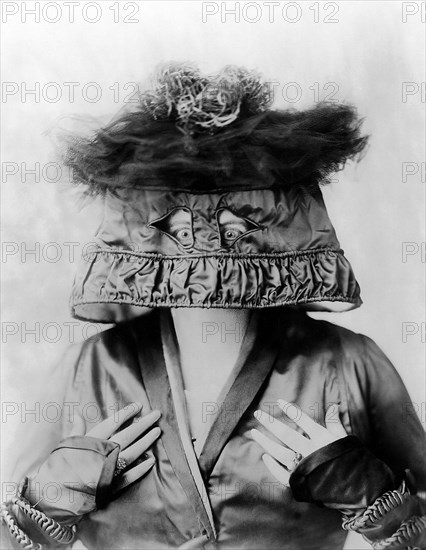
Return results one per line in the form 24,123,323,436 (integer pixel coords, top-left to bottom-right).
251,400,425,548
21,403,161,526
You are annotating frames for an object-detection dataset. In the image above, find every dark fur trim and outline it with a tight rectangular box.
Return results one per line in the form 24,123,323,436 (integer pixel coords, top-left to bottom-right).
62,65,368,195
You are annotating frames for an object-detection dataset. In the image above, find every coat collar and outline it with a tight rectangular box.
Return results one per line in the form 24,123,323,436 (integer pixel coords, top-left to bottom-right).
129,307,291,539
196,310,282,479
129,309,214,539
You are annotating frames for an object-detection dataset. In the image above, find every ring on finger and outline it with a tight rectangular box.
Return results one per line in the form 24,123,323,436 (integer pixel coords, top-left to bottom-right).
114,456,127,477
290,452,303,472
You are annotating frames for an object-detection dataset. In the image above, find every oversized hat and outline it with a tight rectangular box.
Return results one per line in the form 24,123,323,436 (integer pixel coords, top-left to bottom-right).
65,63,368,323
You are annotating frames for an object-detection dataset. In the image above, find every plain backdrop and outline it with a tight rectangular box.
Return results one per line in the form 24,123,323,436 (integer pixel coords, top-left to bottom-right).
1,2,425,548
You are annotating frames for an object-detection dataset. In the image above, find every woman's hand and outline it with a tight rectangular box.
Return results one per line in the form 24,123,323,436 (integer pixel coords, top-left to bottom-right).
24,403,161,525
251,399,347,487
69,402,161,494
70,403,161,493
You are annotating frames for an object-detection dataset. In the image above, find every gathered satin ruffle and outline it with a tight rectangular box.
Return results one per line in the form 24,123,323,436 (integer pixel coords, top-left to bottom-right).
71,247,361,322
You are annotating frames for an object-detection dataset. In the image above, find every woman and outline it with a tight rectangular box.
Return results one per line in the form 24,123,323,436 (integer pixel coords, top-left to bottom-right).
2,64,425,550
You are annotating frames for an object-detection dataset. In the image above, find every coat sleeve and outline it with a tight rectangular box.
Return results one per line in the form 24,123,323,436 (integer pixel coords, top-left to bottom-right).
4,341,85,487
358,334,426,494
290,333,426,549
1,340,88,548
2,324,139,548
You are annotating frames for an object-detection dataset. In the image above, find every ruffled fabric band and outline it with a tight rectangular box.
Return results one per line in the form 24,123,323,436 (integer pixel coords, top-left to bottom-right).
71,246,361,322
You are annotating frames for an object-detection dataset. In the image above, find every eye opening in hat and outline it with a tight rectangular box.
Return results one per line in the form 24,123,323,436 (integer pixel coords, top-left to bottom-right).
147,206,194,249
216,208,262,248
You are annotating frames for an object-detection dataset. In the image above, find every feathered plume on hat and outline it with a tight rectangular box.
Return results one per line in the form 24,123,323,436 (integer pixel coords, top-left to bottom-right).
140,63,272,133
63,62,368,195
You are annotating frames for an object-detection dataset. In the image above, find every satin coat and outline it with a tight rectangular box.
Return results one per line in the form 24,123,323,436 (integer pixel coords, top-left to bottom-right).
6,308,426,549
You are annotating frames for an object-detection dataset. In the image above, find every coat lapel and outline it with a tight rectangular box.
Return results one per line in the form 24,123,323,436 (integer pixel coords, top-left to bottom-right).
198,309,282,480
159,310,217,536
129,311,215,540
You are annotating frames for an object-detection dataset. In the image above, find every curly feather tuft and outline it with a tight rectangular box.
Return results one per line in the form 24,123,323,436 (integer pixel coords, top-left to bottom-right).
139,62,272,135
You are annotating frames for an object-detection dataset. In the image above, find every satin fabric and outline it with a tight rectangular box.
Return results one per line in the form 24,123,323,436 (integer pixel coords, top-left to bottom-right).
71,188,361,322
23,436,120,525
289,436,399,510
6,308,425,550
288,435,425,544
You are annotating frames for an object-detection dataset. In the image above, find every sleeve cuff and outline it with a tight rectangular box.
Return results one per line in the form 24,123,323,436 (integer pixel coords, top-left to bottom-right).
289,436,399,511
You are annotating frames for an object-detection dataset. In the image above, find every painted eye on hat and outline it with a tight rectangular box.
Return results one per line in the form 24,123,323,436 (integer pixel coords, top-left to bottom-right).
148,208,194,249
217,209,262,248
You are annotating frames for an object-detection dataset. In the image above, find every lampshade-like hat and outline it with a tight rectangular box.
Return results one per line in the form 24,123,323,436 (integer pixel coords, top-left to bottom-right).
65,64,367,323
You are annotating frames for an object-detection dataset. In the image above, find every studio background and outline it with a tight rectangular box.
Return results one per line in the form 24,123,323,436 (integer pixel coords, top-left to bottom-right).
2,2,425,549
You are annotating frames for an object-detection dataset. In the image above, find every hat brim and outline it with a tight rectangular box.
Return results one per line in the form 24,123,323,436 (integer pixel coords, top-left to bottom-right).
71,247,362,323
